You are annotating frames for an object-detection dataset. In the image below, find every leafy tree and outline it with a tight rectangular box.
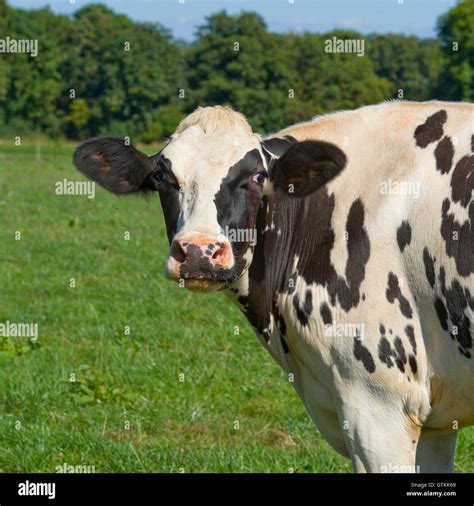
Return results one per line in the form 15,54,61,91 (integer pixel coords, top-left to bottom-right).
278,31,392,121
187,16,394,132
368,35,442,100
185,11,297,132
59,4,186,139
436,0,474,101
63,98,92,137
0,5,70,135
0,0,11,110
0,1,471,140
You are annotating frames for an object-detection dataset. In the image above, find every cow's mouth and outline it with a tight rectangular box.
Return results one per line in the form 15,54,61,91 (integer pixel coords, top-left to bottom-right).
181,278,223,293
165,268,237,293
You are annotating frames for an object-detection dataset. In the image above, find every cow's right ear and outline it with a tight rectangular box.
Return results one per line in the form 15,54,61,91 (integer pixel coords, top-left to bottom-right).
73,137,159,195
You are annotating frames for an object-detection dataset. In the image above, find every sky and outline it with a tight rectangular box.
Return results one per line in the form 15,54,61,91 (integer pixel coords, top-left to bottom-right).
7,0,457,40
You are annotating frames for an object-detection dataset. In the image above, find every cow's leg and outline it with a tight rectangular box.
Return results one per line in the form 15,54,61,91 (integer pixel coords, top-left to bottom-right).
337,395,421,473
415,429,457,473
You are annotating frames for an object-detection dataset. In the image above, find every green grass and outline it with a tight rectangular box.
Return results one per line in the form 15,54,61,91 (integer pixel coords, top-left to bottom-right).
0,144,472,473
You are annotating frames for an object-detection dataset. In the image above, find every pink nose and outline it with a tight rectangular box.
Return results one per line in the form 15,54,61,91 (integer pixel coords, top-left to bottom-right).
170,238,233,268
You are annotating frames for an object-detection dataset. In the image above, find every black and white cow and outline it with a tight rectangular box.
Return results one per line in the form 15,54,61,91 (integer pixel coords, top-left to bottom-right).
74,101,473,473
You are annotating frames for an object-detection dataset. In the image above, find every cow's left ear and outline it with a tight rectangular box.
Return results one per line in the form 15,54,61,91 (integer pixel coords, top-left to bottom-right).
268,140,347,197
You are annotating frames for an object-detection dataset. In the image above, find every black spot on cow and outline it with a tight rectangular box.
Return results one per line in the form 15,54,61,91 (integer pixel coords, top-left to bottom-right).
293,290,313,327
386,272,413,319
423,247,436,288
440,199,473,277
434,297,449,331
281,193,370,314
309,198,371,311
439,266,472,358
380,324,386,334
409,355,418,375
405,325,417,355
320,302,332,325
397,221,412,252
414,110,447,148
394,336,408,373
378,327,409,374
353,334,375,373
450,155,473,208
434,136,454,174
333,199,370,311
378,336,395,368
295,190,336,287
293,297,307,326
471,135,474,152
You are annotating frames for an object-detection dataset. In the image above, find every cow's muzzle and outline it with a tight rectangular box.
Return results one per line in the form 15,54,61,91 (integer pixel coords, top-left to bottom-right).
165,237,235,292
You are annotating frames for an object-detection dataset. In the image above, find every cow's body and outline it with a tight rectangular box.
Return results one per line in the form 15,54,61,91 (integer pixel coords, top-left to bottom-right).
228,101,473,472
74,100,473,472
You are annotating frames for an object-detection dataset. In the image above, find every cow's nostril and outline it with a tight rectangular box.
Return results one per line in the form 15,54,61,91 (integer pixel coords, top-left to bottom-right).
212,248,224,260
171,241,187,263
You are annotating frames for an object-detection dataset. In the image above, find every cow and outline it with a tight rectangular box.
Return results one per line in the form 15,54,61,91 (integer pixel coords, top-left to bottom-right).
73,101,473,473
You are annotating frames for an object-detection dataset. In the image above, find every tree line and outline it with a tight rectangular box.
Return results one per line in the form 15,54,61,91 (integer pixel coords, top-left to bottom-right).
0,0,472,141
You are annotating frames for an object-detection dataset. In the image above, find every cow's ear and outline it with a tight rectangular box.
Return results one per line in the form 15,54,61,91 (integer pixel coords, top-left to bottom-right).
73,137,158,195
268,140,346,197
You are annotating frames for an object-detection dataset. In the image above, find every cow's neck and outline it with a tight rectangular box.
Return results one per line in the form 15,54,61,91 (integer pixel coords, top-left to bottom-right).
228,191,326,338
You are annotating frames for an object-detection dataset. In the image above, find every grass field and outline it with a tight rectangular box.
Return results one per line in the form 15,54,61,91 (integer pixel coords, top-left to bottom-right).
0,144,472,473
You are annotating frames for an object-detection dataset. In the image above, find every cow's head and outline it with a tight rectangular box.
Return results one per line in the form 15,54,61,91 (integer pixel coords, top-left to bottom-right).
73,106,345,292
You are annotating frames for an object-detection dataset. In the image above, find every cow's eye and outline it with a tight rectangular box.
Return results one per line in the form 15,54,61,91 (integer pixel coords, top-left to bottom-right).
251,171,267,185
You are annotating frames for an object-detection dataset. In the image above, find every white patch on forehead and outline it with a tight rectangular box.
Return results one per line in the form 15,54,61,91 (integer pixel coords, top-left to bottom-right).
161,124,262,237
164,125,260,182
